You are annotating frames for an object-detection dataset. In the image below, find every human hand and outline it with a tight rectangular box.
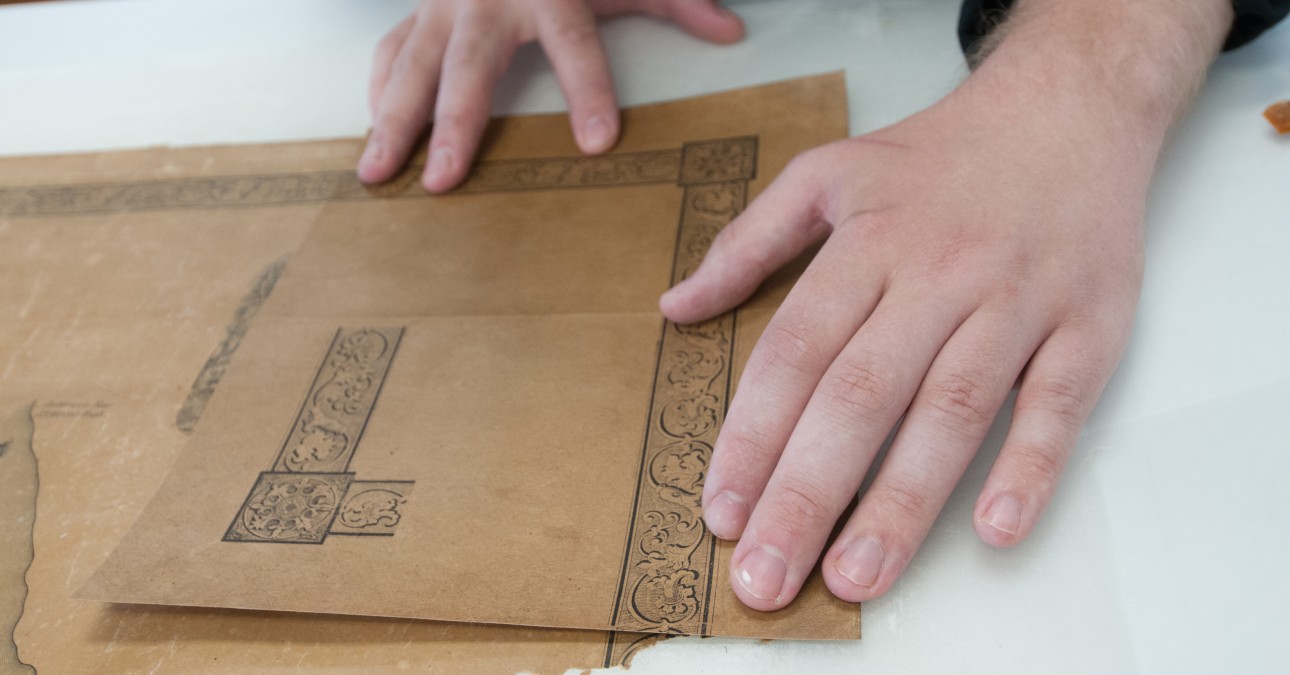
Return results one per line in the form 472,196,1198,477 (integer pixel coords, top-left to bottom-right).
660,49,1168,611
358,0,744,191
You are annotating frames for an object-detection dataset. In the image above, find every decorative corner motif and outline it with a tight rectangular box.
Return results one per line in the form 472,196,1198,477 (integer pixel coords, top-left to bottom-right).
223,326,411,544
606,136,758,665
678,137,758,186
224,472,353,544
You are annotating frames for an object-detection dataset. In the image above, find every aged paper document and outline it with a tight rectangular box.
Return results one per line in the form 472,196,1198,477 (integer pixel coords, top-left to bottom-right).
80,73,857,648
0,146,651,675
0,131,675,675
0,74,851,671
0,140,647,675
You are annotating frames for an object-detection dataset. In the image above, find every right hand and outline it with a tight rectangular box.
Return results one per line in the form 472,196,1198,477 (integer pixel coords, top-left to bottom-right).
358,0,745,191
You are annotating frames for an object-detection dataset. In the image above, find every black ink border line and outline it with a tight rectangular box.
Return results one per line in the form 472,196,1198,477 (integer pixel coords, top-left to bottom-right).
604,136,758,666
699,180,748,636
267,328,345,471
341,329,405,473
0,148,685,218
604,145,696,633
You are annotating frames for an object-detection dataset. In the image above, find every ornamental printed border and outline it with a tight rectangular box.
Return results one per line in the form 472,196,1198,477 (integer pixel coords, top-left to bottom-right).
223,326,414,544
605,137,757,666
0,148,686,217
16,137,763,664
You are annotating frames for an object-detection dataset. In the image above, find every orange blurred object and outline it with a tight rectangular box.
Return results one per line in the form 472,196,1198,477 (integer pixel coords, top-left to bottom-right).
1266,100,1290,135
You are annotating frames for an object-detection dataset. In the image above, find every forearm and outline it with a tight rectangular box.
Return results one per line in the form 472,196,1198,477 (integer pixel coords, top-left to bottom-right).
951,0,1231,195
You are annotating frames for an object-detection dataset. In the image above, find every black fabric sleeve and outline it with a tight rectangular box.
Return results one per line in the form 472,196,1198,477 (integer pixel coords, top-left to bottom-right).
958,0,1290,56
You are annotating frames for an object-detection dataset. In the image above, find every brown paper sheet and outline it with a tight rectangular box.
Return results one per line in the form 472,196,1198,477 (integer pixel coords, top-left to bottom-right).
78,72,857,644
0,137,630,675
0,73,853,672
0,144,634,675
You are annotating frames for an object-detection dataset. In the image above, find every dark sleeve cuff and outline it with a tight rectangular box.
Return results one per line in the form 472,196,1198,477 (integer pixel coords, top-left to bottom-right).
1227,0,1290,49
958,0,1290,56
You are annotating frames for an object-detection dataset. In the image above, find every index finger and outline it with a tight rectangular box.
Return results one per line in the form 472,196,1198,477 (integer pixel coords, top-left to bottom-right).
701,223,886,540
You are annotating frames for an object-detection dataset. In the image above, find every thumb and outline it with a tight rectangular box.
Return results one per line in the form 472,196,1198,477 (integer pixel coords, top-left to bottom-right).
660,156,831,324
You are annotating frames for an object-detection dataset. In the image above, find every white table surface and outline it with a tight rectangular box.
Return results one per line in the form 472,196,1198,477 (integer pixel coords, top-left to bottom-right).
2,1,1287,672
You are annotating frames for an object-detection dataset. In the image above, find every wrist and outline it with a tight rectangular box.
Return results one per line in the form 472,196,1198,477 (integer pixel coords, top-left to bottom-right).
960,0,1230,160
924,0,1231,209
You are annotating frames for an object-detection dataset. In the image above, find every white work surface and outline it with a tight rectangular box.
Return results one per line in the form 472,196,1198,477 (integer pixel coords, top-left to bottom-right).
2,1,1287,672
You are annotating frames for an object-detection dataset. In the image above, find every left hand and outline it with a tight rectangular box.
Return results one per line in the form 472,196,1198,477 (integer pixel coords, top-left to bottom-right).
659,63,1150,609
359,0,744,191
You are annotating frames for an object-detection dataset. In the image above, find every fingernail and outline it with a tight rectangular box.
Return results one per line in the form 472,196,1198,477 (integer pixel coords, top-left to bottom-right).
836,537,883,588
735,545,787,603
579,115,613,153
426,147,454,186
982,494,1022,536
704,491,748,539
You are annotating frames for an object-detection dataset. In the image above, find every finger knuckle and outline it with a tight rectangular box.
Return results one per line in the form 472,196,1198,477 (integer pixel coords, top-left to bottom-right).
552,18,599,47
923,372,996,430
782,150,816,178
374,110,420,135
1020,373,1088,430
781,146,833,186
1006,441,1066,491
377,32,402,54
720,424,775,464
769,475,836,529
396,41,442,75
433,110,478,134
444,41,485,69
822,358,900,427
923,237,980,277
757,321,825,379
877,476,931,521
710,225,766,275
837,208,891,241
